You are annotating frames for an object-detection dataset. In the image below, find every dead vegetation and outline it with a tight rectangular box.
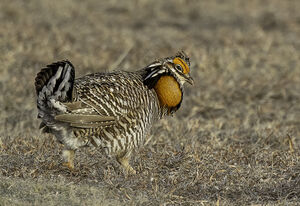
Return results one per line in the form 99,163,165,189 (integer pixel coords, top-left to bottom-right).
0,0,300,205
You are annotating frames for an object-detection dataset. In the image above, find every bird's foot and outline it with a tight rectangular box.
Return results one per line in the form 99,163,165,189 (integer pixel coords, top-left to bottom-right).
62,149,75,170
62,161,74,170
117,154,136,175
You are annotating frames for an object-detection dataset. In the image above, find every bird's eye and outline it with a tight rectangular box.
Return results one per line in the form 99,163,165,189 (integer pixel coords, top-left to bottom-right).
175,64,183,72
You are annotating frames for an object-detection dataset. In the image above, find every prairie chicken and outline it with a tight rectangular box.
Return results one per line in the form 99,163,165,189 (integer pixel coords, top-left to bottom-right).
35,51,193,174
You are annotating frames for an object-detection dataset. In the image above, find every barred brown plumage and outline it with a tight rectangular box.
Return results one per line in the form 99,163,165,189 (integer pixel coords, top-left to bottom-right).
35,51,193,174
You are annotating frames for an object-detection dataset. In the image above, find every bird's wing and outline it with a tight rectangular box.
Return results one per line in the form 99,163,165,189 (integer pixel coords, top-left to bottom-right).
54,101,116,128
55,73,145,129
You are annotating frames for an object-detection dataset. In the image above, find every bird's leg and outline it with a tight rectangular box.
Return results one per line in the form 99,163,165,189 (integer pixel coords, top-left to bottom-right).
62,149,75,170
116,151,136,175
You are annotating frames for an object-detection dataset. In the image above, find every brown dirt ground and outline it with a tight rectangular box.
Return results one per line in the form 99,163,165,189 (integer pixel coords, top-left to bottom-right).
0,0,300,205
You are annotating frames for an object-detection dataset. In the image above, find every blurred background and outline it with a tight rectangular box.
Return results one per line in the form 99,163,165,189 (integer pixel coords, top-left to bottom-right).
0,0,300,205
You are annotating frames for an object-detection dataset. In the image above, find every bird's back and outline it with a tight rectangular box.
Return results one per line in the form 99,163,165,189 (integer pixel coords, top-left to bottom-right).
75,71,160,118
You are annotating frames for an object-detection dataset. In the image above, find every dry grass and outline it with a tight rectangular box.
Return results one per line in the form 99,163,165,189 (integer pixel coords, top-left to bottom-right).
0,0,300,205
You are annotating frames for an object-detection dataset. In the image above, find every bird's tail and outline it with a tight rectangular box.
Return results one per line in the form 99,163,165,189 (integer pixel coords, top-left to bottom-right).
35,61,75,127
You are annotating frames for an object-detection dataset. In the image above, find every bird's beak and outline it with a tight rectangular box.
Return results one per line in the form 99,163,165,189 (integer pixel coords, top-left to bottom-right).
185,74,194,85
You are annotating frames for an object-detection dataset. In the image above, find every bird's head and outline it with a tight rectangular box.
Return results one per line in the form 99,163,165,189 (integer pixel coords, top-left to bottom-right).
143,51,194,89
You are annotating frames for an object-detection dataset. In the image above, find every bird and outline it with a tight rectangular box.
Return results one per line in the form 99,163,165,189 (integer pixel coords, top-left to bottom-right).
34,51,193,174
